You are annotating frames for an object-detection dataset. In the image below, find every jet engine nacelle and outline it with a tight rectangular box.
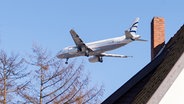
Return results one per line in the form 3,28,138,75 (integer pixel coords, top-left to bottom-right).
88,56,99,63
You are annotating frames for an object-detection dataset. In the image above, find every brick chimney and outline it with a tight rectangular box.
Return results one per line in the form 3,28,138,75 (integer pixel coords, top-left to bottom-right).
151,17,165,60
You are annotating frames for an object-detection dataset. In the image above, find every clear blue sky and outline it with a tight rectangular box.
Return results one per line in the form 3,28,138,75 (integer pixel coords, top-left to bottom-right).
0,0,184,102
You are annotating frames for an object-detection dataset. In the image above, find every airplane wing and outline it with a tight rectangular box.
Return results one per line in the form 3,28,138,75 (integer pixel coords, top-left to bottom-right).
70,29,93,52
100,53,132,58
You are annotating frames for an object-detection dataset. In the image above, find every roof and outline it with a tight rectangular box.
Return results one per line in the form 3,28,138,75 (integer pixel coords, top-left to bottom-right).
102,25,184,104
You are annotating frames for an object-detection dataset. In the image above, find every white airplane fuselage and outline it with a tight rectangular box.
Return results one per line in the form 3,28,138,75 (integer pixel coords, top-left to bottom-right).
57,35,134,59
57,17,146,63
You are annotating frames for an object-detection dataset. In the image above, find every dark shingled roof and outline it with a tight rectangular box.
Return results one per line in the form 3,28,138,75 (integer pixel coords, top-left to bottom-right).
102,25,184,104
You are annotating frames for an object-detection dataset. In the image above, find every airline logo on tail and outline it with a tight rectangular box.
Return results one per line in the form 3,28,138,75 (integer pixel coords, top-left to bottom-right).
129,17,139,34
125,17,147,41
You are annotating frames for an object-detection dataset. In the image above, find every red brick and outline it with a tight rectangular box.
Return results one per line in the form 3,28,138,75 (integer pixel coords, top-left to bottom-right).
151,17,165,60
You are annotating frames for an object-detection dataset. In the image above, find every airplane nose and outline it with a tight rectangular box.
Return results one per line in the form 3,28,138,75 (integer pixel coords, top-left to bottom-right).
56,53,61,58
56,51,64,58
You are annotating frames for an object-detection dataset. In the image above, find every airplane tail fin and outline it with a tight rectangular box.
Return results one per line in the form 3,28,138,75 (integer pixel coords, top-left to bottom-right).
129,17,139,34
125,17,147,41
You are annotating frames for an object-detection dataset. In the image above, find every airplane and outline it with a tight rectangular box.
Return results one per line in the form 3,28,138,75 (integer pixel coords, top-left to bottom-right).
57,17,146,64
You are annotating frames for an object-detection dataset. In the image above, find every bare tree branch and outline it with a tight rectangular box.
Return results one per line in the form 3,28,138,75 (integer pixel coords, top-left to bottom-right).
19,45,103,104
0,50,30,104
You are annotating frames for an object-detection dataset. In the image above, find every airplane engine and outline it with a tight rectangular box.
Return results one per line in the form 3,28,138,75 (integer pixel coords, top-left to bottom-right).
88,56,99,63
88,56,103,63
68,47,78,54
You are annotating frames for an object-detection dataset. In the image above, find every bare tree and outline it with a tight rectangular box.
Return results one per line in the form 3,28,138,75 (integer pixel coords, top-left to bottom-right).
0,50,29,104
20,46,103,104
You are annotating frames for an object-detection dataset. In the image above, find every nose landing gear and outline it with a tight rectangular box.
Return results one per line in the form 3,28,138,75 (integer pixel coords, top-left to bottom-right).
65,58,69,64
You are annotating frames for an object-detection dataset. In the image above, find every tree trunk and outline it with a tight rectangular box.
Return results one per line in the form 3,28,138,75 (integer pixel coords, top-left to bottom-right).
3,68,7,104
39,68,44,104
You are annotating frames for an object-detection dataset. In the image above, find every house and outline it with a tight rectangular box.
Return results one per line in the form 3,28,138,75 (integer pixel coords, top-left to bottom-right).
102,17,184,104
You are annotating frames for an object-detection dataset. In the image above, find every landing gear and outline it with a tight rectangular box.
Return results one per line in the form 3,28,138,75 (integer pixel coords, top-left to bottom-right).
77,47,89,57
65,58,69,64
85,50,89,57
98,56,103,63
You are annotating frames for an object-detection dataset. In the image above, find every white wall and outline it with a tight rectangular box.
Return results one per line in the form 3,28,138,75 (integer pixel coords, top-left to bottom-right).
159,67,184,104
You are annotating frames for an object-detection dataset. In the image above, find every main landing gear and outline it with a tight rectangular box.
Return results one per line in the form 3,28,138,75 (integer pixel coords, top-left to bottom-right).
98,56,103,63
78,47,89,57
85,50,89,57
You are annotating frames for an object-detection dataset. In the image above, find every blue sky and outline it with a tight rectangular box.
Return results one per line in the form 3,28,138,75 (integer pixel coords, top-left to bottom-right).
0,0,184,102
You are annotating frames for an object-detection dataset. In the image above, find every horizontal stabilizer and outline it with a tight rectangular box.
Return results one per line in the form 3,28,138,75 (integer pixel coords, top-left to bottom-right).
136,38,147,42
